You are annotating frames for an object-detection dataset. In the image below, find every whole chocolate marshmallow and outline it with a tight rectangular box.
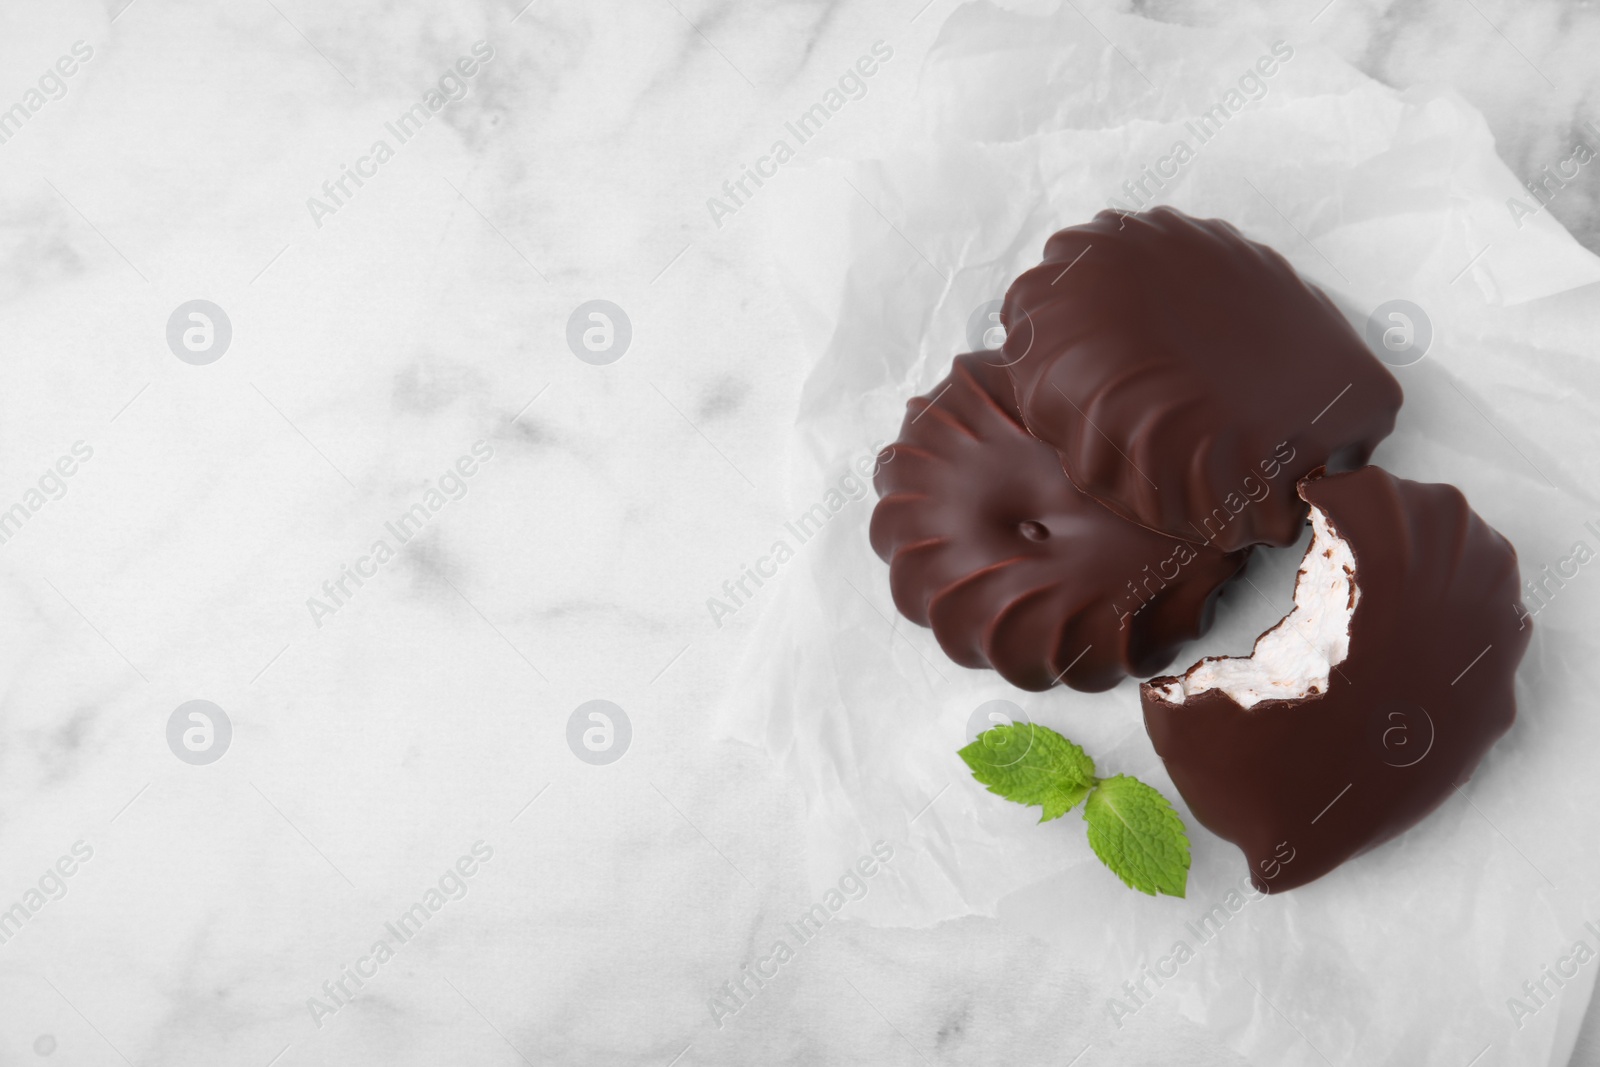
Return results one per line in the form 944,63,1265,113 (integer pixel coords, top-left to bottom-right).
1001,207,1403,552
871,353,1248,692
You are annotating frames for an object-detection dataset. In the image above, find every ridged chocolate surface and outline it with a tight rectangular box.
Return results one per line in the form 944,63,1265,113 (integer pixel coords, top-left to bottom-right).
1142,466,1530,892
1001,207,1404,552
870,353,1248,692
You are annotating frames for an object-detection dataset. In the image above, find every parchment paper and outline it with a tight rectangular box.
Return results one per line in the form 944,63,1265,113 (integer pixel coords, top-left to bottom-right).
719,4,1600,1063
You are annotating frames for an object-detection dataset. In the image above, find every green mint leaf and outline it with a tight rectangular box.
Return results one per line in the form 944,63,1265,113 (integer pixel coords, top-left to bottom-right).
1082,775,1190,898
958,723,1096,822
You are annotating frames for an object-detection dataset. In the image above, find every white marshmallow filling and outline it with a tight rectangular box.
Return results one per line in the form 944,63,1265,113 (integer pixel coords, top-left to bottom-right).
1154,504,1358,709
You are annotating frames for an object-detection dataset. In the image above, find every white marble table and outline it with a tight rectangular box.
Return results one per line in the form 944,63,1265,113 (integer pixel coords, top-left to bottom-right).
0,0,1597,1064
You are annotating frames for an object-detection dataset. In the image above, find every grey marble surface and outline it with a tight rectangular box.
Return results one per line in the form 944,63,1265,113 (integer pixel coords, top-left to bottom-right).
0,1,1596,1064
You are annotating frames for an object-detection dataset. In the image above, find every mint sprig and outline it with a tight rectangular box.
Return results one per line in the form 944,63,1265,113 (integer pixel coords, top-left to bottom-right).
958,724,1190,897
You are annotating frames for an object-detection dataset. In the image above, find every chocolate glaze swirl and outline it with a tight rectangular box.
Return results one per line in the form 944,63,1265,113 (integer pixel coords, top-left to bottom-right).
870,353,1248,692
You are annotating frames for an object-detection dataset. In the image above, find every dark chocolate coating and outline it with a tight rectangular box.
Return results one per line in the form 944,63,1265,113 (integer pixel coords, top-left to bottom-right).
1001,207,1404,552
870,353,1249,692
1142,466,1530,892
